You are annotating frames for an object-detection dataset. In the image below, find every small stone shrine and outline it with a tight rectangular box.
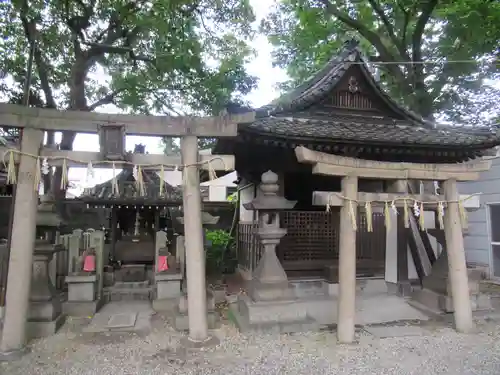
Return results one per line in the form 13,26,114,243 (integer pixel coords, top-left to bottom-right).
152,230,183,311
64,230,106,316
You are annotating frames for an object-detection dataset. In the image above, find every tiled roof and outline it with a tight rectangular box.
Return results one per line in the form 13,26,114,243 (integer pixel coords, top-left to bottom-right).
83,168,183,202
240,39,500,149
257,39,430,127
244,114,500,148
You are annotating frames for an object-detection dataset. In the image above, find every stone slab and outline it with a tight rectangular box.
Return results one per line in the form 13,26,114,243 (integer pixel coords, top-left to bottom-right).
228,303,320,334
152,298,177,312
155,272,182,281
26,314,65,339
363,326,427,338
249,282,295,301
68,280,96,302
0,346,31,362
83,301,153,333
156,277,182,300
29,300,62,321
66,274,97,283
63,299,104,317
411,287,492,314
356,295,429,325
237,294,308,324
107,313,137,329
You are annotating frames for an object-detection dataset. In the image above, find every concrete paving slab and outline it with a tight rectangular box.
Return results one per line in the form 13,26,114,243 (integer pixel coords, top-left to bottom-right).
106,313,137,329
356,295,430,325
83,301,153,333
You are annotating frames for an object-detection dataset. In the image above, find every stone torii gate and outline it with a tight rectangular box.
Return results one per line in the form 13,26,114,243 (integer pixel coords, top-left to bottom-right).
295,146,492,343
0,103,254,358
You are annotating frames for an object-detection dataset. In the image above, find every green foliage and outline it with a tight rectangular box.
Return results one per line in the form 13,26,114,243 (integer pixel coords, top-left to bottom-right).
227,191,238,205
205,229,235,275
0,0,258,116
161,136,218,155
261,0,500,124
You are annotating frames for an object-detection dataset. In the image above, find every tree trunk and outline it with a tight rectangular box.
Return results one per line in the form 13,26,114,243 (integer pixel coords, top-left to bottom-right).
50,57,88,202
412,82,434,120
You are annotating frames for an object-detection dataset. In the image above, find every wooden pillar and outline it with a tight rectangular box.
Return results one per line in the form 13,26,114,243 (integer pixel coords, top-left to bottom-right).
396,210,411,295
337,175,358,343
0,128,44,359
110,207,117,259
442,179,474,332
180,135,209,342
384,180,412,296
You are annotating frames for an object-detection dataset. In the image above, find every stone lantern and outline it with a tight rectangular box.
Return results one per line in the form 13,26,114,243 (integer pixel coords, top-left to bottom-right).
229,171,325,333
28,195,66,338
242,170,296,300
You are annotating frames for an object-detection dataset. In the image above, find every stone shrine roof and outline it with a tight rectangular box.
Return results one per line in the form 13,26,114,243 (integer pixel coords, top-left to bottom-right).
81,167,184,206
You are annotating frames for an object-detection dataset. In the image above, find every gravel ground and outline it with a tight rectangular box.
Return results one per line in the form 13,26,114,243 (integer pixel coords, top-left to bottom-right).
1,314,500,375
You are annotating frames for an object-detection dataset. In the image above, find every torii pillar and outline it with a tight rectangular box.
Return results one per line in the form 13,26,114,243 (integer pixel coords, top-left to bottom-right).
180,136,213,345
0,128,44,360
442,179,474,332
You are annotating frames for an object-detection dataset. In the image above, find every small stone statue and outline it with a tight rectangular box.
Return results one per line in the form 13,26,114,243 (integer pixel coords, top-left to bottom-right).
76,247,96,273
158,247,177,272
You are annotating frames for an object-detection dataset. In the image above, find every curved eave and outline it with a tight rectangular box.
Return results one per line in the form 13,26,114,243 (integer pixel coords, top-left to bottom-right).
76,197,183,206
239,125,500,150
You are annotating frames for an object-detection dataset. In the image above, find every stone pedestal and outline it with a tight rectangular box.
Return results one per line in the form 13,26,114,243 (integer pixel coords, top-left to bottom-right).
63,273,103,316
229,171,319,333
410,250,491,314
247,228,294,301
152,271,183,311
27,241,65,339
174,290,218,331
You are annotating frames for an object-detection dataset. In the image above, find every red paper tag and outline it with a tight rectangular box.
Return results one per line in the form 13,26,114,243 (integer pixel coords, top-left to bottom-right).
83,255,96,272
157,255,169,272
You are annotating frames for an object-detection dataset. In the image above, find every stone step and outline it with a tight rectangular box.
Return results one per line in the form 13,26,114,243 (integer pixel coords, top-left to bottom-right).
113,281,150,289
106,287,153,302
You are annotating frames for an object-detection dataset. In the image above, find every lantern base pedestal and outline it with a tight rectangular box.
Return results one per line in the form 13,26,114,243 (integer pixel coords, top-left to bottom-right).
229,294,320,334
249,280,295,301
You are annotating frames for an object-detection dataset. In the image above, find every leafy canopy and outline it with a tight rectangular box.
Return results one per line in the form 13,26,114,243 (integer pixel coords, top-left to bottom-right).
0,0,258,118
261,0,500,124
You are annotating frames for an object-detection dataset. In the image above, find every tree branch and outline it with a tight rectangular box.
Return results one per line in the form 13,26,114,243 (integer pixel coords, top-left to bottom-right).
367,0,409,60
412,0,438,64
84,40,155,64
19,0,57,109
410,0,438,116
87,89,124,111
320,0,412,94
